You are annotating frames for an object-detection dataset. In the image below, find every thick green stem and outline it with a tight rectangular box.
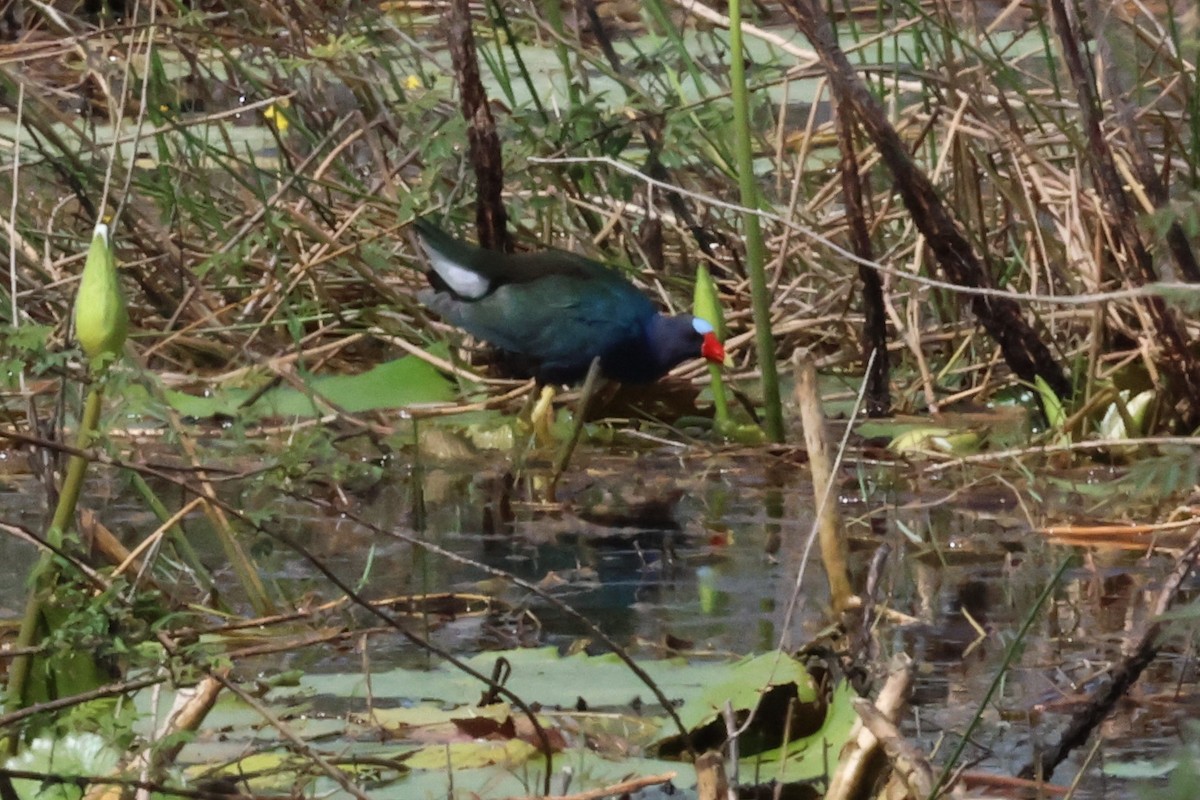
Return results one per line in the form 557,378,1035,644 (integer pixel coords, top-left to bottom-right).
728,0,785,442
4,382,105,750
50,386,104,535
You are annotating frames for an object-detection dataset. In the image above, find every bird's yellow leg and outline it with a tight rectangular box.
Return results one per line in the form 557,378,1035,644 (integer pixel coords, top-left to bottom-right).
530,384,557,447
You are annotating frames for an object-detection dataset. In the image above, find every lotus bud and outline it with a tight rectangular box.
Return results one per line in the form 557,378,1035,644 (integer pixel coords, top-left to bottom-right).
694,263,735,433
74,223,128,364
692,263,726,342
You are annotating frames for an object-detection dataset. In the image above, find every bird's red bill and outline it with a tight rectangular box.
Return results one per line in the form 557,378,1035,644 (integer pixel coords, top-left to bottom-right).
701,332,726,366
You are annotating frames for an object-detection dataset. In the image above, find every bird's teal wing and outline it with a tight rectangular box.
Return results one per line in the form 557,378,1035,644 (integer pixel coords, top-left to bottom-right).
422,272,655,378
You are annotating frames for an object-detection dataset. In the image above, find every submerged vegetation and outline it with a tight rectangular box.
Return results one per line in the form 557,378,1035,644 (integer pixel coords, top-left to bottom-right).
0,0,1199,797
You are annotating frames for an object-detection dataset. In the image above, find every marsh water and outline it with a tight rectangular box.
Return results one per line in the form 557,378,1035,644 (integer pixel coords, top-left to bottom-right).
2,418,1196,797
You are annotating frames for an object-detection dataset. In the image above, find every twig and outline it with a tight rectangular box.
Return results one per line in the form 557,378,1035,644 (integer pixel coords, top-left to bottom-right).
826,654,914,800
793,351,853,613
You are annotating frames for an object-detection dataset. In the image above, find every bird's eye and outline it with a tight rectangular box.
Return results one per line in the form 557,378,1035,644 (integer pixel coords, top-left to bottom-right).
691,317,714,335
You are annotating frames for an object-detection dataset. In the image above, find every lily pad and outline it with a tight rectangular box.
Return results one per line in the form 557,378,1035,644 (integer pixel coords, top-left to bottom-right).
155,649,851,798
162,352,455,420
739,681,859,784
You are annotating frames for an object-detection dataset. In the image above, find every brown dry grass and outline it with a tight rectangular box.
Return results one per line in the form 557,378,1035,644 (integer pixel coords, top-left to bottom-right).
0,0,1196,427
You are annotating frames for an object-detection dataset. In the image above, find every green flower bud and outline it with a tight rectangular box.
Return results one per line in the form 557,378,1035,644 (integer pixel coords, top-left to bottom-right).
74,223,128,363
692,263,726,341
693,262,735,433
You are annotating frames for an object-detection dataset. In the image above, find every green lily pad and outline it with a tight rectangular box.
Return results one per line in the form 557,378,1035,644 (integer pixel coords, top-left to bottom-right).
741,681,859,783
673,652,817,732
162,352,455,420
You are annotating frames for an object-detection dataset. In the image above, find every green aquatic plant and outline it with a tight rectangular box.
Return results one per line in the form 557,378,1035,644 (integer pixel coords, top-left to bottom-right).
5,225,128,746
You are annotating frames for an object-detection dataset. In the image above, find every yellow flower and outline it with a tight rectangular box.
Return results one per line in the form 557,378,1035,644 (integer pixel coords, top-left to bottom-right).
264,101,289,134
405,74,422,91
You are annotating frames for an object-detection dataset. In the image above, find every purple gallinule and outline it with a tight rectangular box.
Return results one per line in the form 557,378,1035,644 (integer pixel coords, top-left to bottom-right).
414,218,726,384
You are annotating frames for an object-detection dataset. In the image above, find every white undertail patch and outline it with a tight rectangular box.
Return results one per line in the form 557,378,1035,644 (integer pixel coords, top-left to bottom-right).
422,245,491,299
